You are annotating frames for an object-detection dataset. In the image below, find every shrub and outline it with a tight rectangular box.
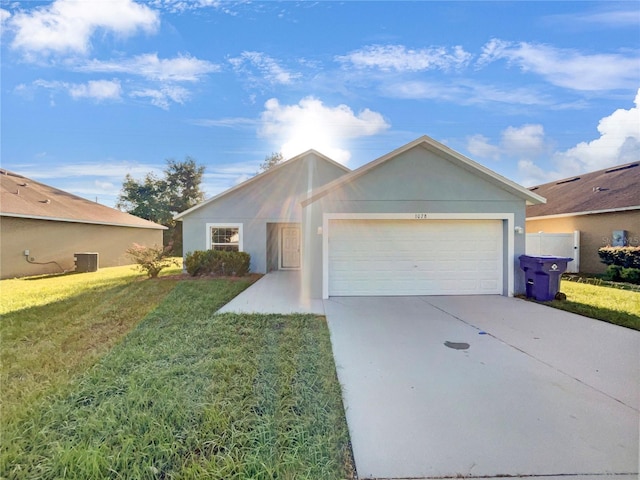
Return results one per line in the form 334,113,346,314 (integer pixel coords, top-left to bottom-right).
127,243,179,278
603,265,640,284
185,250,250,277
598,246,640,269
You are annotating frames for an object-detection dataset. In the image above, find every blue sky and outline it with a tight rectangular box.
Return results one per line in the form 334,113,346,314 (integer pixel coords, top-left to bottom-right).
1,0,639,208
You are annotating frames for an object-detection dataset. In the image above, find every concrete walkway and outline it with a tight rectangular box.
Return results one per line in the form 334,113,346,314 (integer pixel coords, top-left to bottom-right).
325,296,639,479
217,270,324,314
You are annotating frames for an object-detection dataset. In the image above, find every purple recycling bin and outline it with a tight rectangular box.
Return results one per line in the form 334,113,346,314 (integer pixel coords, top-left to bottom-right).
519,255,573,301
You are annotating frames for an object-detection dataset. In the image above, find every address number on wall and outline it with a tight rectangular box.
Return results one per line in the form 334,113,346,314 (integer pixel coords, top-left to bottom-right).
414,213,429,219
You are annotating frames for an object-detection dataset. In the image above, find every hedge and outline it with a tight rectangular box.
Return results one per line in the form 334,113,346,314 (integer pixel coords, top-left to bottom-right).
185,250,251,277
599,246,640,284
598,246,640,269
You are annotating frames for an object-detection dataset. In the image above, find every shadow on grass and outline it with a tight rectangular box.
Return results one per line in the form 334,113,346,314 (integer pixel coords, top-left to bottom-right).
544,299,640,331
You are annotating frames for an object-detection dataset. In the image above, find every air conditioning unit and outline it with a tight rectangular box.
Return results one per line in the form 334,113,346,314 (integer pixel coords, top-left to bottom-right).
74,252,99,272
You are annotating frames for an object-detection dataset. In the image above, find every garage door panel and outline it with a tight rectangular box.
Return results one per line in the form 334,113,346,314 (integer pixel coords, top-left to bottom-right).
328,219,502,296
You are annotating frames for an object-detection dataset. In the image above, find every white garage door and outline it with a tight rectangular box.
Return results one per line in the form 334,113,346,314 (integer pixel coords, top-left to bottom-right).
328,219,503,296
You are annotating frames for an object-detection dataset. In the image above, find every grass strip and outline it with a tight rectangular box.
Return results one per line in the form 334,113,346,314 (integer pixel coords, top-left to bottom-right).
549,281,640,330
2,281,354,479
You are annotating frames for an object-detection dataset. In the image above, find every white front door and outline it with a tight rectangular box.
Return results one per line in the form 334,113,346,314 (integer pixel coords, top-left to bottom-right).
280,226,300,269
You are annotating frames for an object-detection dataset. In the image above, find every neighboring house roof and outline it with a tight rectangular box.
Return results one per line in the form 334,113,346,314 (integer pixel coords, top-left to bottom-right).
526,162,640,219
0,169,166,229
302,135,546,207
174,149,351,220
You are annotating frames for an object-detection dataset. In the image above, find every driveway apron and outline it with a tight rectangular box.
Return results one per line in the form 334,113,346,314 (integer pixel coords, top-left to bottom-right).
324,296,639,479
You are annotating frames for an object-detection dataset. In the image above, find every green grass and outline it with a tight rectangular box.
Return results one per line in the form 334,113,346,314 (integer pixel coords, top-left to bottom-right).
1,264,183,422
1,269,354,479
548,280,640,331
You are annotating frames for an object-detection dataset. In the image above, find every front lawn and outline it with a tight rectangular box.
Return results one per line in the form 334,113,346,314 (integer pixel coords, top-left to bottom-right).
1,270,354,479
550,280,640,331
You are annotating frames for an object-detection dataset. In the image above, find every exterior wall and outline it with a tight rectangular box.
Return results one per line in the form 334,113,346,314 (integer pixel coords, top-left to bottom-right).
181,153,348,274
526,210,640,274
0,216,163,279
302,145,528,298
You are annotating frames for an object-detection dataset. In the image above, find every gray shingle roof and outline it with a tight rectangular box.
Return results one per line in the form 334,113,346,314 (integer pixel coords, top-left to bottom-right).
0,169,165,229
526,162,640,218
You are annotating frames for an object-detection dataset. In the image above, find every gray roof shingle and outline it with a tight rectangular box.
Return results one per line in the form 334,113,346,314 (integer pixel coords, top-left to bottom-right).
526,162,640,218
0,169,165,229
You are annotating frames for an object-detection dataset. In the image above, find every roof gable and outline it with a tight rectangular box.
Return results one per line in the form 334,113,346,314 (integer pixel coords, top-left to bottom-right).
526,162,640,218
174,149,350,220
1,170,165,229
302,136,546,207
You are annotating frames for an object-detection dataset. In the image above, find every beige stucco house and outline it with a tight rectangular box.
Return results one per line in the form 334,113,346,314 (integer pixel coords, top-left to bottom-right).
0,169,166,279
526,162,640,274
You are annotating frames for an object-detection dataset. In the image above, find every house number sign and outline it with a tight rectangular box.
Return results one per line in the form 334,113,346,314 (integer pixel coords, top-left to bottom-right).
414,213,429,219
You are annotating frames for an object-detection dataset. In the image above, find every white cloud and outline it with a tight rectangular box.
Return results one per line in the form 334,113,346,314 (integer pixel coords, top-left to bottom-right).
259,96,390,163
32,78,122,102
68,79,122,100
336,44,472,72
384,79,548,107
79,53,219,82
501,124,546,157
1,8,10,25
189,117,257,128
229,51,300,86
467,124,547,162
545,8,640,29
467,134,501,160
7,0,159,58
130,85,190,109
477,38,639,91
518,88,640,185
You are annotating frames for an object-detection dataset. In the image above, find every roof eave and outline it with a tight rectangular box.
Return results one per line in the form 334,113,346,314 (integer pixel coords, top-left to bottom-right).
1,212,168,229
174,149,350,220
302,135,546,207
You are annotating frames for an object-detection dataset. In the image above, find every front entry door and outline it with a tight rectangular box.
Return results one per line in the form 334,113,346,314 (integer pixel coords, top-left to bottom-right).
280,227,300,269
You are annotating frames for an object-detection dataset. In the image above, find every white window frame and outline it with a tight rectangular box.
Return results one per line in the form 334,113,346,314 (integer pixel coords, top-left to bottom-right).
206,223,243,251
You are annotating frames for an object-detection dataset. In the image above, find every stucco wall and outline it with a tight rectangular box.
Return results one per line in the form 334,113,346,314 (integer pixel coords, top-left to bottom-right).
526,210,640,274
0,216,163,279
180,153,348,274
302,145,529,298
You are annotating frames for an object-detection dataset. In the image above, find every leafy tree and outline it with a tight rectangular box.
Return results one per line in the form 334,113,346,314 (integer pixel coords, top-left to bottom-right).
117,157,205,255
258,151,284,173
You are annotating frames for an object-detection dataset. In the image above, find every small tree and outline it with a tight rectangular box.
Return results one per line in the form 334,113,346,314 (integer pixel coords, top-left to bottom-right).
127,243,179,278
257,152,284,173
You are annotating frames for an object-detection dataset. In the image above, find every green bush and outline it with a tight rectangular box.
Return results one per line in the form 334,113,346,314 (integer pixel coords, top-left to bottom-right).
598,246,640,269
185,250,250,277
126,243,179,278
603,265,640,284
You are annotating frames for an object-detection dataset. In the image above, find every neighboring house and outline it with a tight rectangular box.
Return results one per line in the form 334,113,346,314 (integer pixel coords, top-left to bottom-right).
526,162,640,274
0,169,166,279
177,136,545,298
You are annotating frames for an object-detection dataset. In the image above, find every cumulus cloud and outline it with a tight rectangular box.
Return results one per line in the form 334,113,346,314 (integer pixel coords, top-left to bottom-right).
336,44,472,72
32,79,122,102
516,88,640,185
229,51,300,86
467,134,501,160
467,124,548,162
7,0,159,58
477,38,639,91
79,53,219,82
259,96,390,163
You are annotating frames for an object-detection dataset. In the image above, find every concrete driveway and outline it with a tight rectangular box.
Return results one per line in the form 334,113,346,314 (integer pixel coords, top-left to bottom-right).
324,295,639,479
